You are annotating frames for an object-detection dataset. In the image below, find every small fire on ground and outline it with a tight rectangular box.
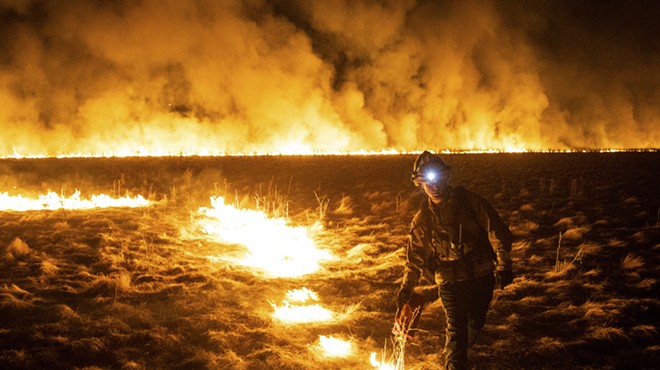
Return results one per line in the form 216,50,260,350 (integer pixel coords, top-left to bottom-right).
271,287,334,324
197,196,334,278
370,351,401,370
195,197,395,367
0,190,150,211
315,335,354,357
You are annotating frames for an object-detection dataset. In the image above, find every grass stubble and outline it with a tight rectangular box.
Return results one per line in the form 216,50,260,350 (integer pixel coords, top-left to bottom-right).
0,152,658,369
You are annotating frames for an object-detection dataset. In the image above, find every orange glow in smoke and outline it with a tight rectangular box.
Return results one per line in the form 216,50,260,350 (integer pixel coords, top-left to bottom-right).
197,196,334,278
0,190,150,211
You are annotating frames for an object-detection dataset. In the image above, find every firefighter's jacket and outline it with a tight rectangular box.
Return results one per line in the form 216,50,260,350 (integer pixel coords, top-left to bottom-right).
398,185,512,306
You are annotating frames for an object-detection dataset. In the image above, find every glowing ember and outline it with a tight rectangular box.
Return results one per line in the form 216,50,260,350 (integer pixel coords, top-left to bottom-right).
272,288,334,324
0,190,150,211
317,335,353,357
198,196,333,277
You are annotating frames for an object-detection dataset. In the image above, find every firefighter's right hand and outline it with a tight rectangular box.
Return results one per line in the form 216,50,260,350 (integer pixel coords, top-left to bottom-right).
392,303,413,336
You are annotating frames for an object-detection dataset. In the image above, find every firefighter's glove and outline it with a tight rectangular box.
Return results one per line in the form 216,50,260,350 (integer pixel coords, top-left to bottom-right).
392,303,413,337
495,269,514,290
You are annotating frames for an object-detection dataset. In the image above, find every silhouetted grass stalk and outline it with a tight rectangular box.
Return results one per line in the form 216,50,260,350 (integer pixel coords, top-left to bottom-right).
314,191,329,222
554,231,584,275
554,231,564,272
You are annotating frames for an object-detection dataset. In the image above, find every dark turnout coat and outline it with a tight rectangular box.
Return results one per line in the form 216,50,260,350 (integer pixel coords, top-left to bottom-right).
398,185,512,307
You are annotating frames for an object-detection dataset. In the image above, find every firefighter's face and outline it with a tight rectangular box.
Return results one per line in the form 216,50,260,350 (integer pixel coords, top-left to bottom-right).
420,170,449,203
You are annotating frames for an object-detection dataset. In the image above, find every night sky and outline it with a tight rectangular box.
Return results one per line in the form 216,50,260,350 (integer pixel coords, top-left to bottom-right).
1,0,658,155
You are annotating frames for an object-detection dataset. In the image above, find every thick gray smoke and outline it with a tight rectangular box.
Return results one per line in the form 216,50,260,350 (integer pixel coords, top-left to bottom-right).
1,0,658,155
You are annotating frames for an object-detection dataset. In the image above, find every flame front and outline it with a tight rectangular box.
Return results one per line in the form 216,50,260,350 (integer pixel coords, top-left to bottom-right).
0,190,150,211
198,196,333,278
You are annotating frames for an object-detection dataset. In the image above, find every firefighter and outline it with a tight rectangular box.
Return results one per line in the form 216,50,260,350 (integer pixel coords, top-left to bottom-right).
395,151,514,370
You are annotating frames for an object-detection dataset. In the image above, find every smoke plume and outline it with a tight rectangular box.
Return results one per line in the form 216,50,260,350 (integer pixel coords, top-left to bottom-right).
1,0,658,155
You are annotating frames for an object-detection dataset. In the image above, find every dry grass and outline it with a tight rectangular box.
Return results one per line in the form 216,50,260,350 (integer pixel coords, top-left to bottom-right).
2,237,31,260
0,153,658,370
621,253,645,270
563,225,591,241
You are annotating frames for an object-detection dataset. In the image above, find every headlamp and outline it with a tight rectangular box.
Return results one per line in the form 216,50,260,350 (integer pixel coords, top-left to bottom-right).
411,151,450,186
423,169,440,182
412,166,445,184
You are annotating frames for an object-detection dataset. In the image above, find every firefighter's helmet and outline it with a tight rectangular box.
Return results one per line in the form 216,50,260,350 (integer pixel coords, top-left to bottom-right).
411,151,451,185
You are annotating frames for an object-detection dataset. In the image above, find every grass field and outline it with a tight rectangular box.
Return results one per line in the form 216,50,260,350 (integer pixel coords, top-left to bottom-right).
0,152,658,369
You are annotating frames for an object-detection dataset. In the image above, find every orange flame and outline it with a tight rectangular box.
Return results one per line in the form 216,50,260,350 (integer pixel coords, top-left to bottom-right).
370,352,397,370
271,288,334,324
197,196,334,277
1,148,642,159
2,148,409,158
0,190,150,211
316,335,354,358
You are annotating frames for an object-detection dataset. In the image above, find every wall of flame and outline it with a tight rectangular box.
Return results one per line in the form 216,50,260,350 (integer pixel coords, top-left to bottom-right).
1,0,658,156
